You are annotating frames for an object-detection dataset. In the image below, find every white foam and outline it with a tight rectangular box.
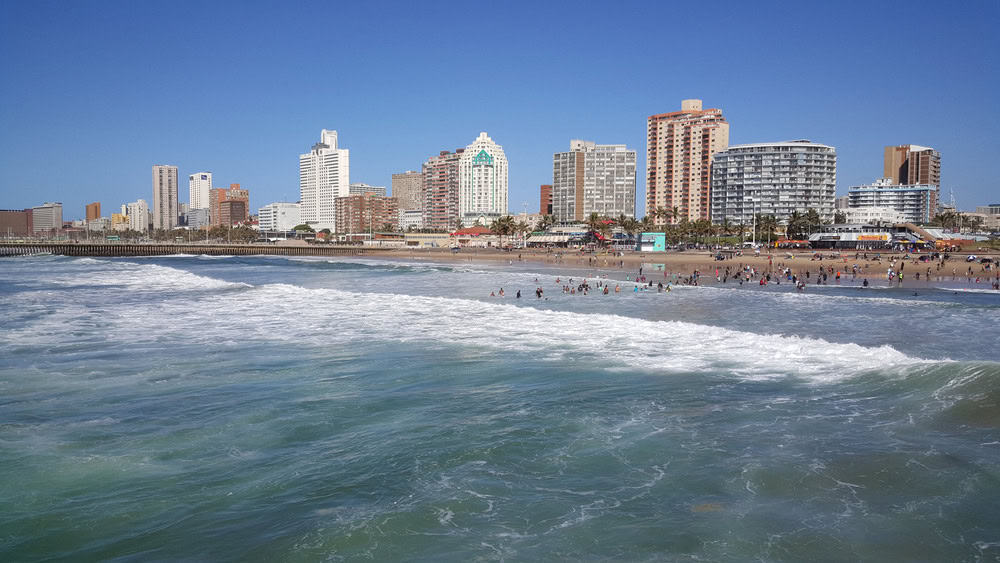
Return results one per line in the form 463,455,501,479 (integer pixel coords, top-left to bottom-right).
177,282,927,383
935,287,1000,294
47,260,251,292
4,261,936,382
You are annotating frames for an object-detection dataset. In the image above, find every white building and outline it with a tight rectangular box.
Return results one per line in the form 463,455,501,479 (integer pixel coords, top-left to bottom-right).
349,183,387,197
87,217,111,232
710,140,837,225
300,129,349,231
258,202,302,232
458,132,508,226
185,208,210,229
847,178,937,224
399,208,424,231
126,199,150,232
552,140,637,223
843,206,906,224
152,164,179,230
189,172,212,211
31,202,63,233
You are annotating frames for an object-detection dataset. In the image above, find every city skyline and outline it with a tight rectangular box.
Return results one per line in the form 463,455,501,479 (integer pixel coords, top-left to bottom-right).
1,2,998,220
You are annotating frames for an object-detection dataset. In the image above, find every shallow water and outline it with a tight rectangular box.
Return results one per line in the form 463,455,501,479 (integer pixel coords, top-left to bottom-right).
1,255,998,561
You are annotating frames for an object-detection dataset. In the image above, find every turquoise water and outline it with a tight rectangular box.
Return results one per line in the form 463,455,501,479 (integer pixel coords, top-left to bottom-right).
1,255,999,561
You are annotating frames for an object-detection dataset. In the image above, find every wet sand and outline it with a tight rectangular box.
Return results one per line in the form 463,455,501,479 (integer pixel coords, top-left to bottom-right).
381,247,1000,288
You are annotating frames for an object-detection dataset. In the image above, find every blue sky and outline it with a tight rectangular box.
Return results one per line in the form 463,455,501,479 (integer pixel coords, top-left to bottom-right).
2,0,998,220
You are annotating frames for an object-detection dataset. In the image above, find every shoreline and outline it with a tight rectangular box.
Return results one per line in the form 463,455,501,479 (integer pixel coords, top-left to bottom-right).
379,247,1000,290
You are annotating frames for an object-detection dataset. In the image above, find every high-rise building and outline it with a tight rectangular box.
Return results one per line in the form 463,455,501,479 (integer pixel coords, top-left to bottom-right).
189,172,212,210
0,209,33,236
349,183,387,197
647,99,729,222
335,194,399,234
391,171,424,212
86,202,101,222
552,140,636,223
710,140,837,225
539,185,552,215
218,200,248,228
210,184,249,226
209,188,227,225
458,132,508,226
300,129,349,231
258,202,301,232
152,164,179,230
422,149,463,231
847,178,938,224
884,145,940,187
126,199,149,232
32,202,63,234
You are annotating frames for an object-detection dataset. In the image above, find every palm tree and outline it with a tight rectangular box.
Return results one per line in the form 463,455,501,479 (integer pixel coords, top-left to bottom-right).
720,218,733,238
804,208,821,236
535,214,555,232
671,206,681,225
786,211,805,240
491,215,515,248
515,220,530,245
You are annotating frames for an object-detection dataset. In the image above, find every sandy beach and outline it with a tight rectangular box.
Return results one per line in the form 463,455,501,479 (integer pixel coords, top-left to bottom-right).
381,246,1000,288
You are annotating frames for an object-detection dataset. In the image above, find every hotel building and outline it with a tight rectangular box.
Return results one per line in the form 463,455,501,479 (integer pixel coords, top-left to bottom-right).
126,199,149,232
299,129,349,231
847,178,937,224
458,132,508,227
210,184,249,226
884,145,940,187
647,99,729,222
152,164,178,230
710,140,837,225
422,149,463,231
86,202,101,222
552,140,636,223
189,172,212,211
32,202,63,234
335,194,399,234
391,171,424,212
258,202,301,232
539,184,552,215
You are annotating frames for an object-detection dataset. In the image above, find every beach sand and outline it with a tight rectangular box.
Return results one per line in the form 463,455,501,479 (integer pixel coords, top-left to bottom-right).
378,247,970,287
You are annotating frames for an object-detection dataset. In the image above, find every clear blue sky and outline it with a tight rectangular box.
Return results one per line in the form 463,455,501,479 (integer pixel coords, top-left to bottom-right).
2,0,998,220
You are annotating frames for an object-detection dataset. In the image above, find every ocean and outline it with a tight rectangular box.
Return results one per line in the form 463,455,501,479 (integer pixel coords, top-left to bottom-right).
1,254,998,561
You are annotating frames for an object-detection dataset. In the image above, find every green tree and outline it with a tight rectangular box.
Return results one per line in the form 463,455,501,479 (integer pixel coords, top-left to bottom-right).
785,211,806,240
804,208,822,235
491,215,515,248
834,211,847,224
535,214,555,232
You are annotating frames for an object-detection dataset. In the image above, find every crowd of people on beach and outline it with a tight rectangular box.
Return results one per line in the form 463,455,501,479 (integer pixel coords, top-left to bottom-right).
486,249,1000,299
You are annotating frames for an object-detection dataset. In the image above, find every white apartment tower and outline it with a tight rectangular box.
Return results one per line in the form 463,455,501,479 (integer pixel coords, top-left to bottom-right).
552,140,637,223
299,129,350,231
710,141,837,225
458,132,508,226
152,164,179,230
189,172,212,211
126,199,150,232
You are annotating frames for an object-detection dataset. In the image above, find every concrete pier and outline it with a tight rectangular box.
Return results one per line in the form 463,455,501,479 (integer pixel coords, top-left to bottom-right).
0,242,392,258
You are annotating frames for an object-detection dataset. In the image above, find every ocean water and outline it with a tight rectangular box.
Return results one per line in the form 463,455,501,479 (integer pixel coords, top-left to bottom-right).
1,254,999,561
